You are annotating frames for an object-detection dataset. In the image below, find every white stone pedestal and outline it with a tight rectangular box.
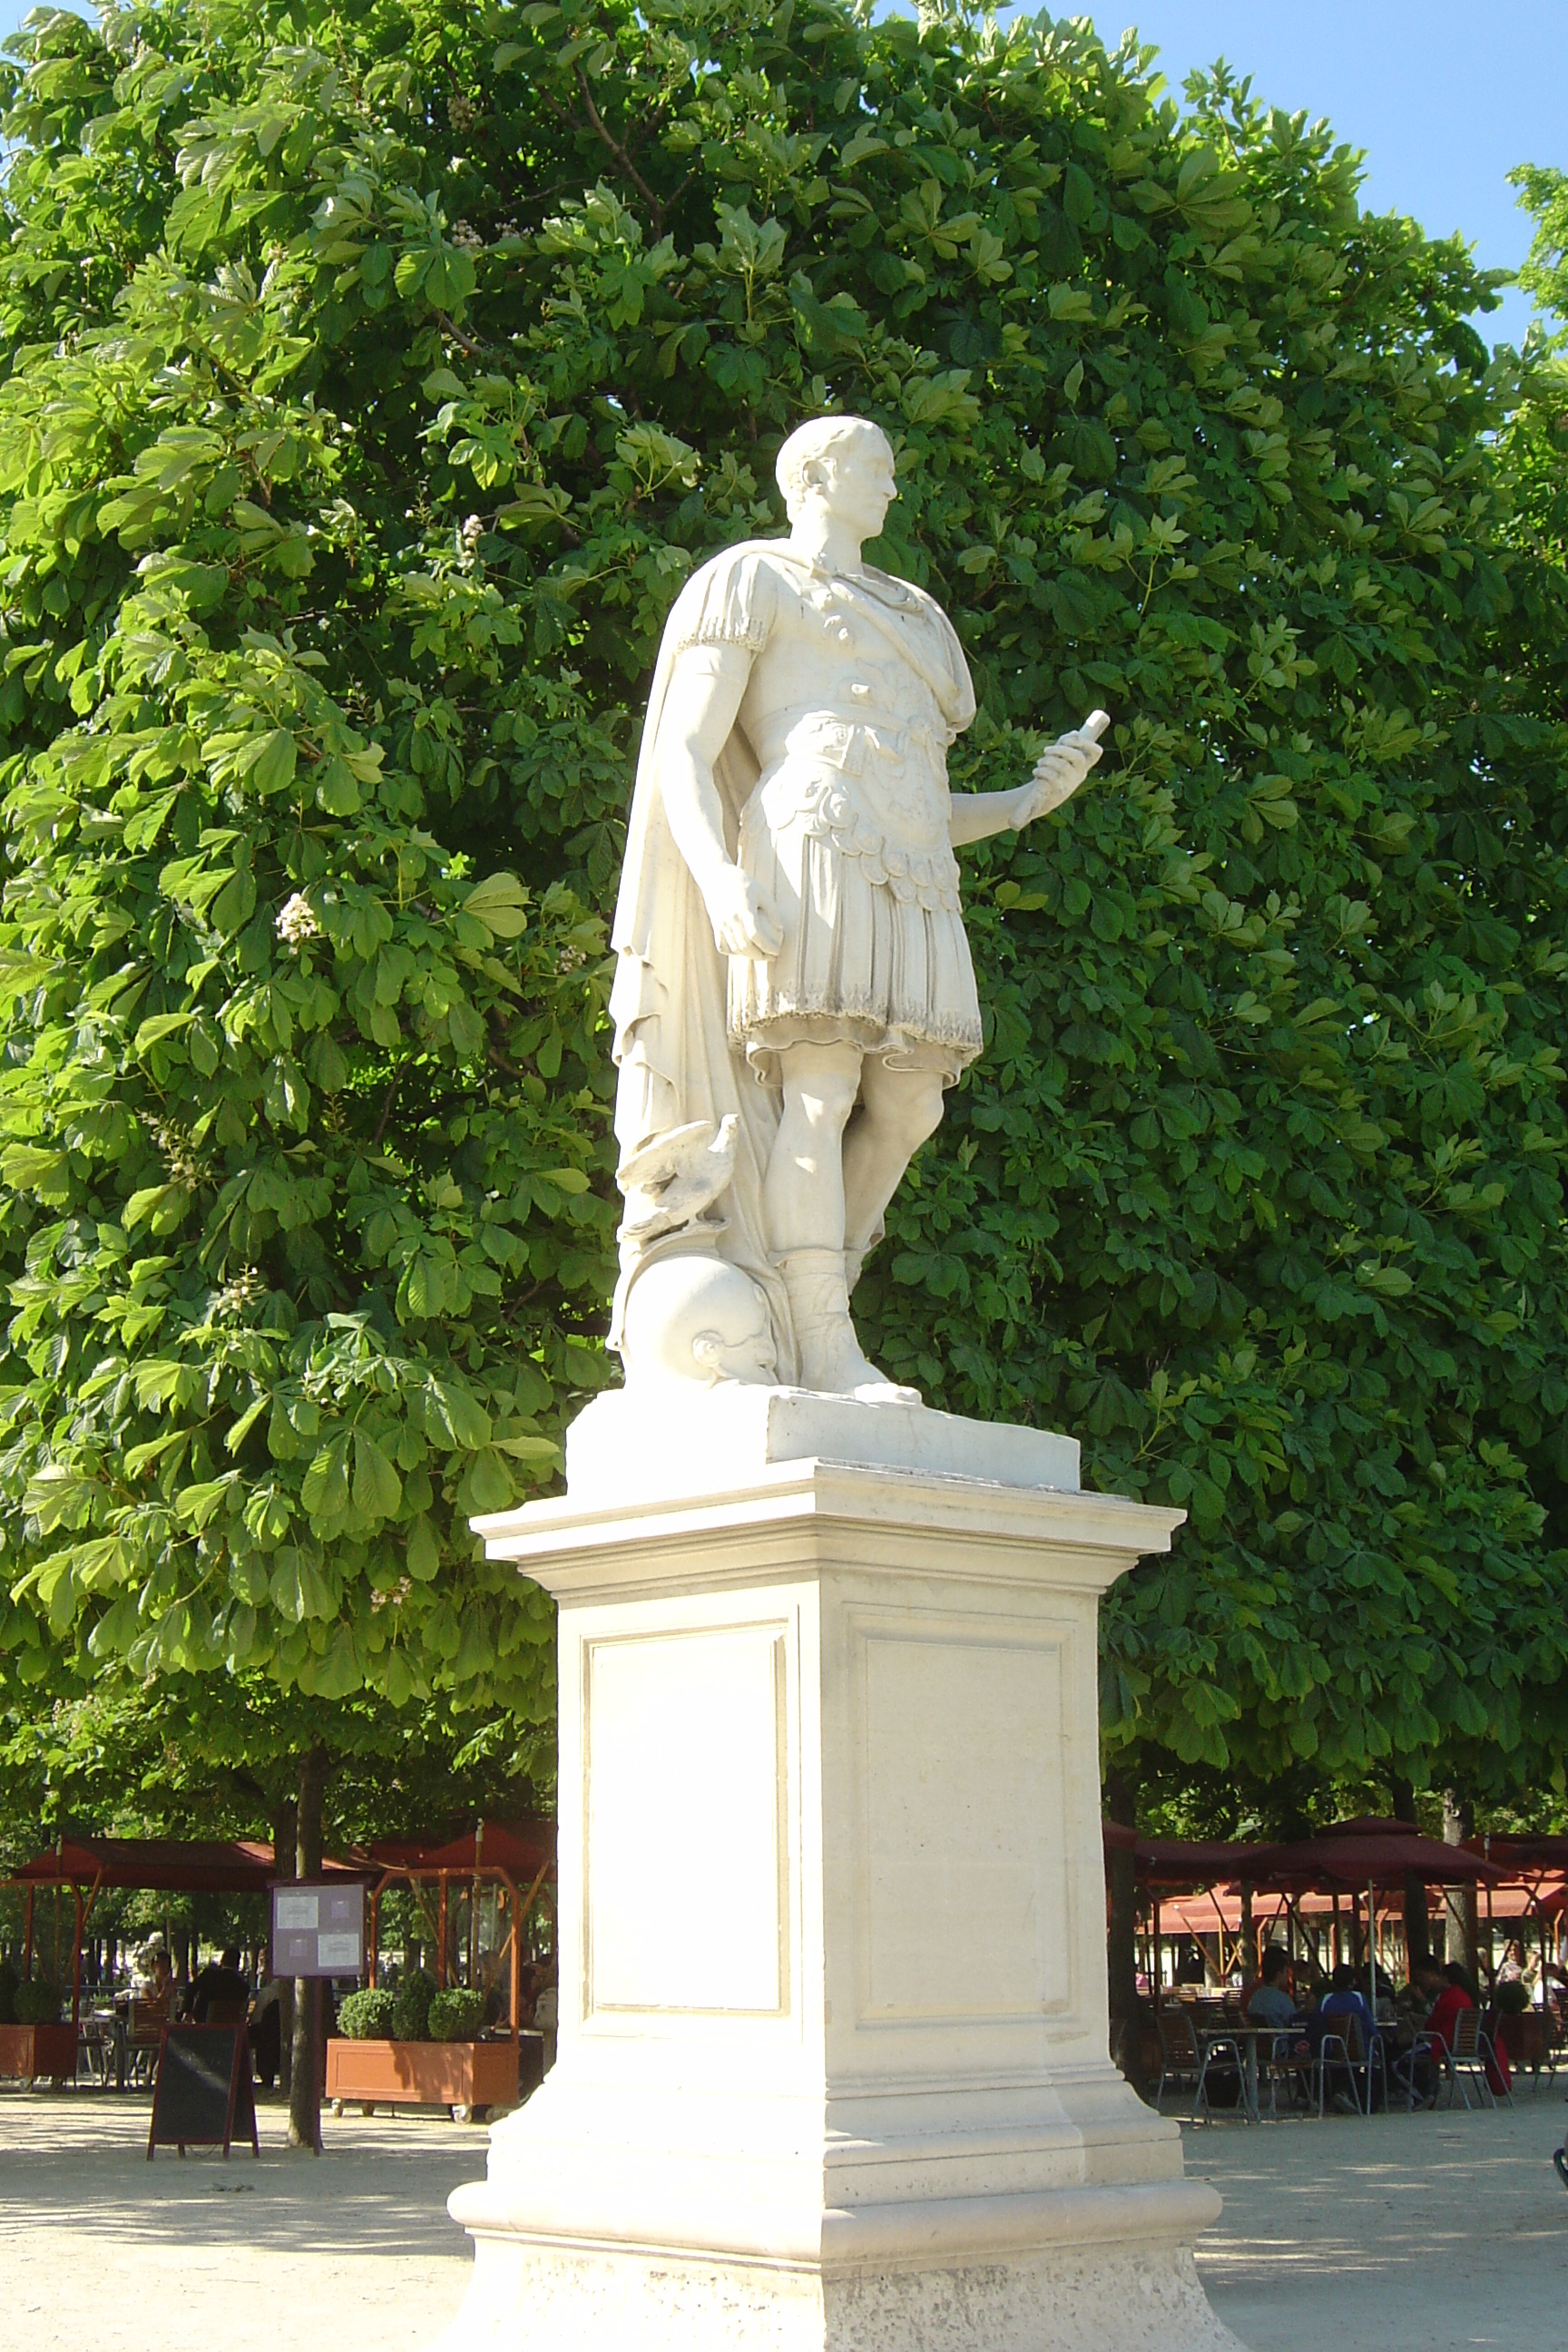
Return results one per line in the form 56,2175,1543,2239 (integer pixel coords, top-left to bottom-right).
444,1395,1244,2351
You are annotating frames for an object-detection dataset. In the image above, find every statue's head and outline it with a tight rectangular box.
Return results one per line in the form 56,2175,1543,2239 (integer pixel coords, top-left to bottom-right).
776,416,897,540
621,1251,778,1391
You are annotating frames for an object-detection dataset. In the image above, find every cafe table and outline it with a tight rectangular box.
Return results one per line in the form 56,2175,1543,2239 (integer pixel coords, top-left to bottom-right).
1191,2019,1299,2122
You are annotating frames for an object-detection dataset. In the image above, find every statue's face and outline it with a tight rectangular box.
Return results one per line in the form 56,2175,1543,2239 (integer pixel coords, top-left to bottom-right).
811,436,897,538
692,1300,778,1387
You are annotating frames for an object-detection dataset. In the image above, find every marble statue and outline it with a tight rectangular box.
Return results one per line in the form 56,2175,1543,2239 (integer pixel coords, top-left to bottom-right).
456,435,1232,2352
610,413,1106,1400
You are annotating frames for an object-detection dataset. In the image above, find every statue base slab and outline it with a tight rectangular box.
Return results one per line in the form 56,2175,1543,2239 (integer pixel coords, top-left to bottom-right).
450,1398,1244,2352
563,1382,1081,1504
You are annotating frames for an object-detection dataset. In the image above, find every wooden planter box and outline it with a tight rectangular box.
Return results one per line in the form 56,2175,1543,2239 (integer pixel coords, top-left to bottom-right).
326,2035,522,2116
0,2023,77,2082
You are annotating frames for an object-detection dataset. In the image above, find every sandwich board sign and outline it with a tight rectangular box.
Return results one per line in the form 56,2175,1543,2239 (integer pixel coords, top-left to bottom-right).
270,1879,366,1977
148,2023,259,2160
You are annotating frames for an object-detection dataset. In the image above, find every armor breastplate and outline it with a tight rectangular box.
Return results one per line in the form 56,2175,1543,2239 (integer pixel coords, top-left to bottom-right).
741,591,960,906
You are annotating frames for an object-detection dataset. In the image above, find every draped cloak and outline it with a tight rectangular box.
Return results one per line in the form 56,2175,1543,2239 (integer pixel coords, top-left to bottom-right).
608,539,976,1378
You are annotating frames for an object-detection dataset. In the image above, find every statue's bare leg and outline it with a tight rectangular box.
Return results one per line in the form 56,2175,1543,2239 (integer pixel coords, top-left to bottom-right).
842,1061,946,1288
766,1041,917,1400
762,1039,860,1253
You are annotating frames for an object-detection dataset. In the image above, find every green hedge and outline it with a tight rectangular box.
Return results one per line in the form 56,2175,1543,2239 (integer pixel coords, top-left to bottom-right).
335,1987,398,2040
391,1968,437,2043
426,1987,486,2043
15,1977,63,2026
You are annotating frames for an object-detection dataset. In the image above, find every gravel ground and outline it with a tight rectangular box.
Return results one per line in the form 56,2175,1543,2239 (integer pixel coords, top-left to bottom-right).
1188,2083,1568,2351
2,2076,1564,2349
0,2086,481,2350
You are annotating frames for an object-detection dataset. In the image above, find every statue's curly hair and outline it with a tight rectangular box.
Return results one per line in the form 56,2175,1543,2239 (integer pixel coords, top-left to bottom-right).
775,415,893,521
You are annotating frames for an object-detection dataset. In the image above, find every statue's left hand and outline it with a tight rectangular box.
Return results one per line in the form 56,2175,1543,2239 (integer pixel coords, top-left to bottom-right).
1013,710,1109,826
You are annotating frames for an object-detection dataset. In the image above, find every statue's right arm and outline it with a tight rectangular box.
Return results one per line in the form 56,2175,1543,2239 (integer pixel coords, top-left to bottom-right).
659,646,784,958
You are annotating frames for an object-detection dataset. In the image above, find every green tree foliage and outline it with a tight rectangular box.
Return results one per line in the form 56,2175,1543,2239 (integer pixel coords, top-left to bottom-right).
1502,165,1568,565
0,0,1563,1808
0,1666,552,1877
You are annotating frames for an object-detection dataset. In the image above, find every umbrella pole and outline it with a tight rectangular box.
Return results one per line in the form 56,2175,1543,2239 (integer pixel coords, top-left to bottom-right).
1367,1880,1378,2119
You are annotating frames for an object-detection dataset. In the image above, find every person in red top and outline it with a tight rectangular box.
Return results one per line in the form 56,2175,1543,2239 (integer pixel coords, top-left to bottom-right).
1422,1962,1511,2097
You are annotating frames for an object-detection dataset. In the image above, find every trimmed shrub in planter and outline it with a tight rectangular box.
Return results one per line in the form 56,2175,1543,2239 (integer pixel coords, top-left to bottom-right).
325,2032,520,2117
15,1978,63,2025
0,1957,17,2026
392,1968,436,2043
426,1988,485,2042
337,1988,397,2041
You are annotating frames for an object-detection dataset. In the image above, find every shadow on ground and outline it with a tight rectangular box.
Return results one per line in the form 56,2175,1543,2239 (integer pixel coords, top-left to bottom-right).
0,2085,485,2260
1185,2084,1568,2352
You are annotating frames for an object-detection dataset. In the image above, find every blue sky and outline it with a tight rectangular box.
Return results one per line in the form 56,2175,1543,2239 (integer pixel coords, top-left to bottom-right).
0,1,1559,349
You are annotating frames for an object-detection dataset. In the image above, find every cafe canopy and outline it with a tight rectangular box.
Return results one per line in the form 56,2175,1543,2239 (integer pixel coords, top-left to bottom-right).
5,1837,367,1896
356,1818,557,2053
1097,1814,1561,2000
1,1826,555,2029
1,1837,374,2025
1256,1818,1501,1889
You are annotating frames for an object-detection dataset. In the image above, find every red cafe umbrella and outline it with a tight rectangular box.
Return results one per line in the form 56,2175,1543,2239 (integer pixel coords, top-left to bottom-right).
1260,1818,1503,1888
1250,1818,1502,2065
1132,1838,1271,1891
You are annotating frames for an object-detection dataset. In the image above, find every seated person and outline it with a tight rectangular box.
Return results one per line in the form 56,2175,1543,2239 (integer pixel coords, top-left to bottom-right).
190,1945,248,2022
1246,1945,1299,2029
1318,1961,1378,2049
136,1945,175,2017
1420,1960,1512,2097
1424,1960,1476,2053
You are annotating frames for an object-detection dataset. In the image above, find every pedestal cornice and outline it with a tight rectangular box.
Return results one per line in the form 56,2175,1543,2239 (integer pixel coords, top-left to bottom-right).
474,1455,1183,1603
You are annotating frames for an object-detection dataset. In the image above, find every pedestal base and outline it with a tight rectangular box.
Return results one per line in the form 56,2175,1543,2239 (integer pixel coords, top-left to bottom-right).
441,2230,1241,2352
448,1393,1244,2350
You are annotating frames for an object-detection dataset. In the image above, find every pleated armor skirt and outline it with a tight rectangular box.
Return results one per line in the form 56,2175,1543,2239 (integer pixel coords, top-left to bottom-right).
728,758,984,1090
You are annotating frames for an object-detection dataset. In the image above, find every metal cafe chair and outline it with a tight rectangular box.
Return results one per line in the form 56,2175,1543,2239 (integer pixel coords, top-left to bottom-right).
124,1998,168,2088
1315,2010,1385,2118
1192,2024,1249,2123
1392,2030,1442,2111
1259,2028,1316,2119
1503,2009,1557,2093
1153,2005,1204,2116
1434,2009,1506,2111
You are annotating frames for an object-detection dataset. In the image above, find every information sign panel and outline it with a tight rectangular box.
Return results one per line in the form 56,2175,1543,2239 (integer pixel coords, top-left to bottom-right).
270,1879,366,1978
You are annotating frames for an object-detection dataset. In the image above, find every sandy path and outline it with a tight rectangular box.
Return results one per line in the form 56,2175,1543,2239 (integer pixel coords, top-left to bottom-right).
1190,2088,1568,2351
3,2078,1564,2348
0,2090,480,2349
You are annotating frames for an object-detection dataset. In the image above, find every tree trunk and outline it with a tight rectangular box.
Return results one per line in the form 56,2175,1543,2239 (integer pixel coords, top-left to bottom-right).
1102,1763,1150,2100
1443,1788,1478,1979
288,1746,328,2152
272,1795,298,2097
1391,1774,1430,1974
